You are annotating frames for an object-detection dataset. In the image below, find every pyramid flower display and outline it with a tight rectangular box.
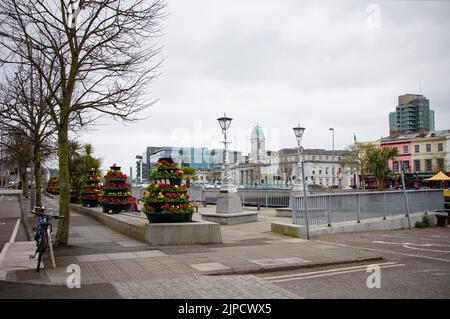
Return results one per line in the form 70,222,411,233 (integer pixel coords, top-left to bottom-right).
143,158,194,223
80,168,101,207
99,164,134,214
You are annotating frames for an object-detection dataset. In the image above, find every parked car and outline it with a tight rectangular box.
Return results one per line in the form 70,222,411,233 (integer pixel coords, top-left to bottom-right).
7,181,16,189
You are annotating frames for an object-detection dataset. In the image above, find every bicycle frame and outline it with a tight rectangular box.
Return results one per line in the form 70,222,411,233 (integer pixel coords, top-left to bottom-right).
31,209,57,270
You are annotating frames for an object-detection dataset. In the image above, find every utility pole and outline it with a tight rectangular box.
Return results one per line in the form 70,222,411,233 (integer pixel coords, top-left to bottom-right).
30,144,35,210
401,161,411,229
329,128,335,187
0,127,3,188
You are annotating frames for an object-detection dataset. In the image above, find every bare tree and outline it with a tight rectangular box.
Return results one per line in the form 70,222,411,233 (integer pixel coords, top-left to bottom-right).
0,0,165,246
0,126,33,197
0,63,57,207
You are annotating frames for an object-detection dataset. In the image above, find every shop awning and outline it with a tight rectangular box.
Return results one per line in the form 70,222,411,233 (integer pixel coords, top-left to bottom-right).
424,171,450,181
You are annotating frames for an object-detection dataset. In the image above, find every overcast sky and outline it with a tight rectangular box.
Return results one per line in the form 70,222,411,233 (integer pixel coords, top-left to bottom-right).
72,0,450,173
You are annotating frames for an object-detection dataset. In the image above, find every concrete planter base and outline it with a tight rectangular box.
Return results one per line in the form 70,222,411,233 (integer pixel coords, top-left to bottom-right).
271,212,437,238
276,208,292,217
200,211,258,225
145,221,222,246
69,204,222,246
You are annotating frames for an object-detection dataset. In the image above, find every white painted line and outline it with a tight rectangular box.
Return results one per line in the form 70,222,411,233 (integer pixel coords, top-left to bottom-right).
268,264,405,283
263,262,399,280
376,234,450,244
318,240,450,263
372,241,450,253
413,269,443,273
0,242,11,275
9,219,21,243
0,195,4,202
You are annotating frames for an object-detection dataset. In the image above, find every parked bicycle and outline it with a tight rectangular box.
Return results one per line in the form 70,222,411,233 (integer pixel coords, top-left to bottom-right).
30,206,61,272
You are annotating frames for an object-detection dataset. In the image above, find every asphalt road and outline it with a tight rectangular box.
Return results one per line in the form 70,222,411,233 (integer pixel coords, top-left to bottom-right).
0,195,28,251
258,227,450,298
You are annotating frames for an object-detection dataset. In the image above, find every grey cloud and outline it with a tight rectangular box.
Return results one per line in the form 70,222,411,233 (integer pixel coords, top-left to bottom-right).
72,0,450,171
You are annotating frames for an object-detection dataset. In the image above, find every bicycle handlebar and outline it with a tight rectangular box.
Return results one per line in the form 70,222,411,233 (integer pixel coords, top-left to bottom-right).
30,210,63,219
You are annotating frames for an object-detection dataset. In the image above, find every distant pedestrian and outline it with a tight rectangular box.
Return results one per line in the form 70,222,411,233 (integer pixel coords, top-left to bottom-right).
130,197,139,212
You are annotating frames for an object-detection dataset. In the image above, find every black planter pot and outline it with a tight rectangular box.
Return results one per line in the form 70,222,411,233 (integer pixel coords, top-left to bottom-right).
169,178,182,186
81,197,99,207
145,212,193,223
102,202,131,214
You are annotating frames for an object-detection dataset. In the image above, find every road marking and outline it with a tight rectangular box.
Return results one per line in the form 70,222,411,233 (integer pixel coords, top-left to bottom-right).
262,262,399,280
372,241,450,253
267,264,405,283
375,234,450,244
413,269,443,273
317,240,450,263
10,218,21,243
0,242,11,276
0,195,3,203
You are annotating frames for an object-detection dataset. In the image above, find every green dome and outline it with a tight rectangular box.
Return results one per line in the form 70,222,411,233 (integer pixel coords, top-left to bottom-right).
251,123,264,139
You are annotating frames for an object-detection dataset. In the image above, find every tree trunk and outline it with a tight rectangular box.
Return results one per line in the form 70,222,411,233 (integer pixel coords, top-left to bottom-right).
34,140,42,208
20,168,29,198
378,176,386,191
55,123,70,247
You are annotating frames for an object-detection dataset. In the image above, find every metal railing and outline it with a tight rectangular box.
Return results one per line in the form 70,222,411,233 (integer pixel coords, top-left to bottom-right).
187,188,291,207
292,189,444,228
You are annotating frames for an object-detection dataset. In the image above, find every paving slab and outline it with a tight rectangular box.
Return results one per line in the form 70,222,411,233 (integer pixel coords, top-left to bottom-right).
190,262,230,272
113,274,301,299
2,195,383,287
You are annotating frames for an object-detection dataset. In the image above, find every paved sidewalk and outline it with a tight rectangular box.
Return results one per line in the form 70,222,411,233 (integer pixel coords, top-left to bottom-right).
1,193,382,298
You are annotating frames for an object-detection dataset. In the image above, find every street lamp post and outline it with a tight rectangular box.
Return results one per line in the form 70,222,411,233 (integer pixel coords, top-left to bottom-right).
329,128,335,187
293,124,310,239
213,113,243,216
217,114,235,193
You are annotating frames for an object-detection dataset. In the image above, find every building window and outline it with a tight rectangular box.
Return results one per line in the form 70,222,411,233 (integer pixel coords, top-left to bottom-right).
414,145,419,153
425,159,432,172
403,161,410,173
403,146,409,154
414,160,420,173
312,170,315,175
325,168,329,175
426,144,431,152
319,170,322,175
437,158,444,172
312,156,316,161
438,143,443,152
393,161,399,174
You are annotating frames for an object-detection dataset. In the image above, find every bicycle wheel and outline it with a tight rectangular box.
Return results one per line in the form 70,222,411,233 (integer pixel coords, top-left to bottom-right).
36,227,48,272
